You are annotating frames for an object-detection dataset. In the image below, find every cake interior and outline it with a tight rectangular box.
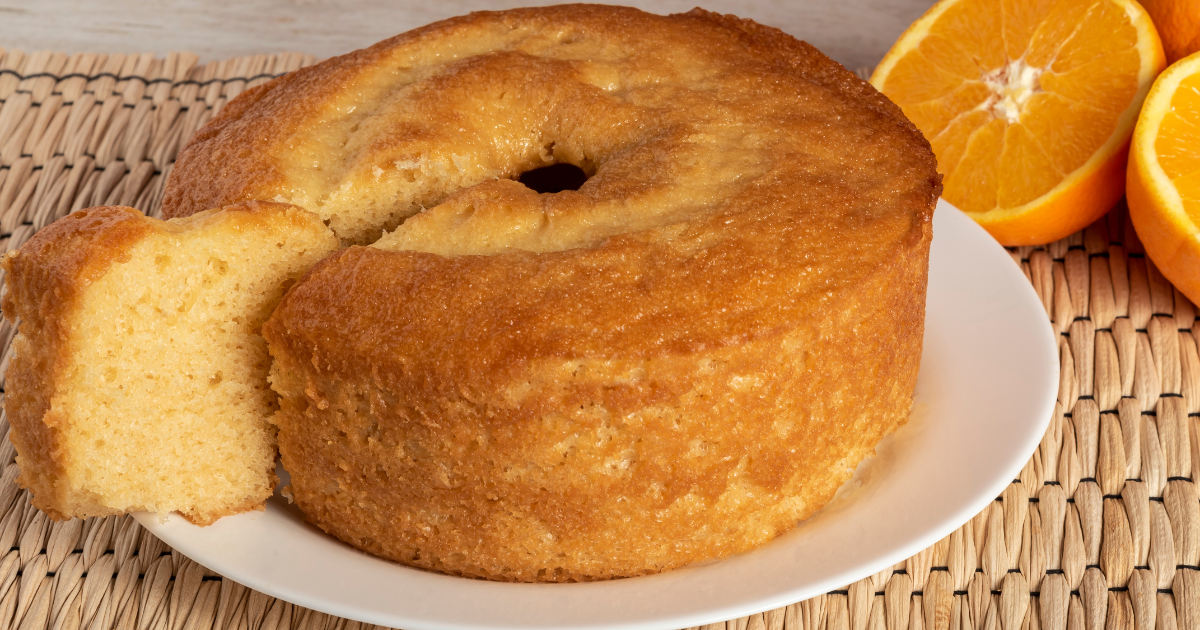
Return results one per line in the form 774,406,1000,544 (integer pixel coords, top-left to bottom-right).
33,210,333,523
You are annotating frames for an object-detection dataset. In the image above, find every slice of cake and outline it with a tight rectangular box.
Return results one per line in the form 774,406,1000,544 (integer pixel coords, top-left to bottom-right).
1,201,338,524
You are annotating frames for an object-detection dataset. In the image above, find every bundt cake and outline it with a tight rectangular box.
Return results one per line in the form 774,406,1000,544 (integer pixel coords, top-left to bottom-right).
8,4,940,580
179,6,939,581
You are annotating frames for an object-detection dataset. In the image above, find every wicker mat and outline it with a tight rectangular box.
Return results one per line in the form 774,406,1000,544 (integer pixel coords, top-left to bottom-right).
0,47,1196,630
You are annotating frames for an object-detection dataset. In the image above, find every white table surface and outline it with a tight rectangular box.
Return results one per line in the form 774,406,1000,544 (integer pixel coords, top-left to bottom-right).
0,0,934,72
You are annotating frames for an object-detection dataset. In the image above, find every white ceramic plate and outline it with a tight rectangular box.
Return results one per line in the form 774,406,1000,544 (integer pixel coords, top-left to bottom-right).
135,199,1059,630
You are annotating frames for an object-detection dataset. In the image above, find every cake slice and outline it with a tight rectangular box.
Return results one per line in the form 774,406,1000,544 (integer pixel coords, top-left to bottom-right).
1,201,338,524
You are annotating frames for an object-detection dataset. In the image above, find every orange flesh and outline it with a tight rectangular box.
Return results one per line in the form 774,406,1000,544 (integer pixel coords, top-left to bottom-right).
1156,71,1200,221
880,0,1142,215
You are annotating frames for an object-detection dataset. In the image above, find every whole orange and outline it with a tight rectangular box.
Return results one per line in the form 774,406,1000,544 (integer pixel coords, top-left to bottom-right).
1140,0,1200,64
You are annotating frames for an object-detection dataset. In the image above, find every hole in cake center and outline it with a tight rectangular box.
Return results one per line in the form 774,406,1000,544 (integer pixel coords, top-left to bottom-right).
517,163,589,194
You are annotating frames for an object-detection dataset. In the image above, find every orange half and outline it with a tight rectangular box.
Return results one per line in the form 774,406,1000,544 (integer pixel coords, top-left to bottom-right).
1127,51,1200,306
872,0,1165,245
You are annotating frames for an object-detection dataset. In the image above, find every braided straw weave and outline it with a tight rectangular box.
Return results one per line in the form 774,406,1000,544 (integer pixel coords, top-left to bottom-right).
0,47,1196,630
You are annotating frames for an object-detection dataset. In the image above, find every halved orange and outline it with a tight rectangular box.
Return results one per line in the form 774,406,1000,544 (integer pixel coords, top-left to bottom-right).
872,0,1165,246
1127,51,1200,305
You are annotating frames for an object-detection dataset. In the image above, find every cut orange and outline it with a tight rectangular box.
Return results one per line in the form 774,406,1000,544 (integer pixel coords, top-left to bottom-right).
1139,0,1200,64
1127,51,1200,306
872,0,1165,246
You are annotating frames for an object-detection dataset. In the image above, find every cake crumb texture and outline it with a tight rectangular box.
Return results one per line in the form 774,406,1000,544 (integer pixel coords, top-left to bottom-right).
2,202,338,524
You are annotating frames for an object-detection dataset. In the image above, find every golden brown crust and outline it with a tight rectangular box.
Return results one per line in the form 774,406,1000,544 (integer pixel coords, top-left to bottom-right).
179,492,268,527
163,5,940,244
267,226,929,581
683,8,938,173
238,6,943,581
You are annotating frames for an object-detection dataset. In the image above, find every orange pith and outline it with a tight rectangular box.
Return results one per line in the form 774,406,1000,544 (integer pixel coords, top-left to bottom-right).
872,0,1165,245
1127,52,1200,306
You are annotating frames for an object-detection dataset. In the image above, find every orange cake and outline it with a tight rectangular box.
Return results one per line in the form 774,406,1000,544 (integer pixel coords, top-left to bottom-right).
1,202,338,524
160,5,933,580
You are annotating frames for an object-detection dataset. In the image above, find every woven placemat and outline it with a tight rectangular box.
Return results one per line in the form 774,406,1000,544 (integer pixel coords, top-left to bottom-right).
0,46,1195,630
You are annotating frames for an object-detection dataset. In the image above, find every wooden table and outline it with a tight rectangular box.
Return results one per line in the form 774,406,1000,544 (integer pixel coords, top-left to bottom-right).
0,0,934,72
